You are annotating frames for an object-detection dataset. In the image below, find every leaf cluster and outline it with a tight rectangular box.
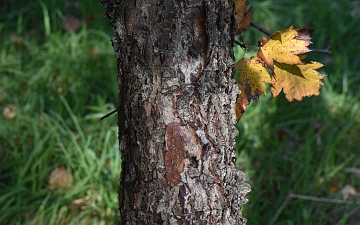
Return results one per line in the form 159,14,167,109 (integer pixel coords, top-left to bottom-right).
234,0,325,121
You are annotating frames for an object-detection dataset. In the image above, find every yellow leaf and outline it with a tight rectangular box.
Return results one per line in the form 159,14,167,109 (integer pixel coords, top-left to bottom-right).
235,57,271,95
258,26,314,68
234,57,271,121
234,0,246,23
234,0,253,34
271,61,325,101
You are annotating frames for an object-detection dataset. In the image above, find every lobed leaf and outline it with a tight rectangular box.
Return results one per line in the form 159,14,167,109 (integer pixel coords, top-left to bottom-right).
234,57,271,121
271,61,325,101
235,57,271,95
258,26,314,68
234,0,253,34
234,23,326,121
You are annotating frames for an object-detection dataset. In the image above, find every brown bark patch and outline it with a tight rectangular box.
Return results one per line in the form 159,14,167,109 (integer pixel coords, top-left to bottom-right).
165,122,185,186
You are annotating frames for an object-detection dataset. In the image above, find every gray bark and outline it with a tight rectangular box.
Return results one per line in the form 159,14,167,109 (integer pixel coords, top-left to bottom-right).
99,0,250,224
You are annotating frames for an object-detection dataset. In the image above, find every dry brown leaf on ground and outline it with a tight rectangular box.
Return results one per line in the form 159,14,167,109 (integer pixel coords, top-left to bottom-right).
48,167,74,192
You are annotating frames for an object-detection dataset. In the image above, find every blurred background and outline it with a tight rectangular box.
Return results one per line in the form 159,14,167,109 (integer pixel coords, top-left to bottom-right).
0,0,359,224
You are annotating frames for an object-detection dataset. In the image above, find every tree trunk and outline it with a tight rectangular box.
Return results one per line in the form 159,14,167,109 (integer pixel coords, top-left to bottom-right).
99,0,250,223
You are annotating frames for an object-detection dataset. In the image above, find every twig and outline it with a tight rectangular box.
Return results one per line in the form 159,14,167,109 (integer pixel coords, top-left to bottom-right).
250,21,272,36
270,191,293,225
98,109,118,121
289,193,358,204
334,206,360,225
270,191,360,225
234,40,247,49
310,46,332,54
250,22,332,55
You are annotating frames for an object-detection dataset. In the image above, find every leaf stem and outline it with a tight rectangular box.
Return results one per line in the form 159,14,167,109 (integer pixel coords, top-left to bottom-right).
310,46,332,54
250,22,332,54
98,109,118,121
250,21,272,36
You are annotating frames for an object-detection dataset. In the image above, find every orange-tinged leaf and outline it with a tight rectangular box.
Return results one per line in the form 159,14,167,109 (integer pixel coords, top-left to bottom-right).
48,167,74,192
235,91,249,121
258,26,313,68
234,57,271,121
234,0,246,23
235,57,271,95
234,25,326,122
328,179,341,194
271,61,325,101
234,0,252,34
236,7,253,34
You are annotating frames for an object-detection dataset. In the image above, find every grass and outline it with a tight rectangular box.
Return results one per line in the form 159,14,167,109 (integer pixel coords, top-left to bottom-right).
0,1,120,224
0,0,359,224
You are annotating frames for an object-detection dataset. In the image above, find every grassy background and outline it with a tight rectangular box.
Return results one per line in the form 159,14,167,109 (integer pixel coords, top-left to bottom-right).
0,0,359,224
0,1,120,224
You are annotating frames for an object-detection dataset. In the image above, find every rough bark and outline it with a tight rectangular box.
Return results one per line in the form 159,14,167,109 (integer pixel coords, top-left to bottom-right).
99,0,250,224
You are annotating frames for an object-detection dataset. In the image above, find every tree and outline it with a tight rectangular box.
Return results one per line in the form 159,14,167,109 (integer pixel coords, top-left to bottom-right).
99,0,250,223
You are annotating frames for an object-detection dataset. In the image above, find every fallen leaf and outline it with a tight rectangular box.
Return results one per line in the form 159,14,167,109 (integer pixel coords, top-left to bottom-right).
277,127,295,141
2,104,18,119
328,179,341,193
48,167,73,192
62,15,81,32
341,184,357,200
9,33,24,45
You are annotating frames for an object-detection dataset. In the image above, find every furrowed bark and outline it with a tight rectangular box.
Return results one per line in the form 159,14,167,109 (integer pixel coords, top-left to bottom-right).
99,0,250,223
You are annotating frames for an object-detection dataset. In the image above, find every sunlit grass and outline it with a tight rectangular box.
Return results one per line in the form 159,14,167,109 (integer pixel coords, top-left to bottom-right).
0,1,120,224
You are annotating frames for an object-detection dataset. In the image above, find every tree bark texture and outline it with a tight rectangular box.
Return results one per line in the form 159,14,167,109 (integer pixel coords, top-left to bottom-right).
100,0,250,224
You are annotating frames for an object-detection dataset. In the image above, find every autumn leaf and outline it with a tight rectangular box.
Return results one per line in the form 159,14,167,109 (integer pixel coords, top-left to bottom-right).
234,0,246,22
234,0,253,34
234,57,271,120
258,26,314,69
235,57,271,95
48,167,74,192
235,92,249,121
234,21,326,120
271,60,325,101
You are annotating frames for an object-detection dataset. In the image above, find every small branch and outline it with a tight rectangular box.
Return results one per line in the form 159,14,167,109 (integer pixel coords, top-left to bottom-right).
289,192,358,204
250,21,272,36
310,46,332,54
98,109,118,121
335,206,360,225
270,192,293,225
249,22,332,55
270,191,360,225
234,40,247,49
